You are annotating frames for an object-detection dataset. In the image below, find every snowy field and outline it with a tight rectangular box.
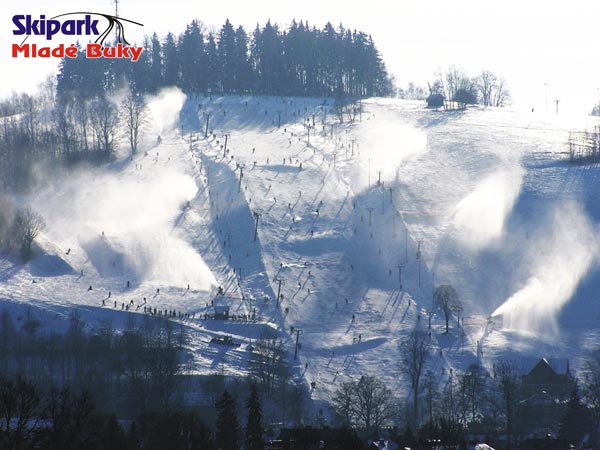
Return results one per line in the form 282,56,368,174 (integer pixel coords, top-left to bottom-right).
2,90,600,413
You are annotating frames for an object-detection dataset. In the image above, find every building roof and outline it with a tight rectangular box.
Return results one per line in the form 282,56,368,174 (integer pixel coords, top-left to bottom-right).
519,358,569,376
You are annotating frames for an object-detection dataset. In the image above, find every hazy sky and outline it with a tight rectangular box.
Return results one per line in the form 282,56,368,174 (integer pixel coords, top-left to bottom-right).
3,0,600,114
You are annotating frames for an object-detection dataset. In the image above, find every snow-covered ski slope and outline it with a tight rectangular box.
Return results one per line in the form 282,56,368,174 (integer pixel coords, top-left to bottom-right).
2,90,600,409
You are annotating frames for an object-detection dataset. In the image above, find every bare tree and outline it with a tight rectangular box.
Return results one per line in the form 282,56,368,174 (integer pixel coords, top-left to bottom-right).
332,375,396,433
493,361,521,449
492,76,510,107
400,329,431,425
121,93,149,155
476,70,496,107
11,207,45,261
0,376,40,450
249,329,288,398
476,70,510,108
90,96,119,159
332,380,355,426
355,375,396,434
434,285,460,333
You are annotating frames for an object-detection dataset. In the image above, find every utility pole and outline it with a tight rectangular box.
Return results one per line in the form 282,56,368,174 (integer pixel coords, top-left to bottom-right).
294,328,303,360
367,207,374,226
253,211,261,242
238,166,244,193
461,317,465,354
405,226,408,263
416,240,423,287
359,98,362,121
223,133,230,158
432,271,435,312
112,0,120,43
376,169,383,186
389,187,393,203
555,99,560,115
395,263,406,290
275,277,284,307
204,113,210,138
277,110,282,128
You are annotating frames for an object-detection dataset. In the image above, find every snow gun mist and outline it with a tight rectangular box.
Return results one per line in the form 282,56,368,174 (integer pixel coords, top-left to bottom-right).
490,202,598,335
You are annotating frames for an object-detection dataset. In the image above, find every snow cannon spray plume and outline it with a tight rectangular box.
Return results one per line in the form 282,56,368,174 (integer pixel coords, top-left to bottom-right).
490,202,597,334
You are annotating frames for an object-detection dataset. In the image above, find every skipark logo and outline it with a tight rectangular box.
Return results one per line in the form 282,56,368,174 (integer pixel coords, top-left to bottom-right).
11,12,144,61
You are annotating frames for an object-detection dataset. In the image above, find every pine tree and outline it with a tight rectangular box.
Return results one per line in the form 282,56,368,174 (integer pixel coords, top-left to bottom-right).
179,20,205,93
244,384,264,450
215,390,239,450
218,19,237,92
162,33,179,87
558,383,594,446
149,32,163,91
205,33,219,94
234,26,253,92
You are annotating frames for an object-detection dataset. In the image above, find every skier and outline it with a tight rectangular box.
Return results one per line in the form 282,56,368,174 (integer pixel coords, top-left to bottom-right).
88,285,92,291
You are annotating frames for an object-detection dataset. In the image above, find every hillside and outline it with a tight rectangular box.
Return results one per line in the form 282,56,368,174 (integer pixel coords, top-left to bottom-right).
1,90,599,421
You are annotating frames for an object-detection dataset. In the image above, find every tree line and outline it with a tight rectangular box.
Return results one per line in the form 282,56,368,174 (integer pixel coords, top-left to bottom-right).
56,19,394,100
399,66,510,109
0,373,267,450
329,327,600,449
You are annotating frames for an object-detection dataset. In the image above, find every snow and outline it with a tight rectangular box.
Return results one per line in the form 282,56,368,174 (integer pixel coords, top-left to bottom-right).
1,91,600,420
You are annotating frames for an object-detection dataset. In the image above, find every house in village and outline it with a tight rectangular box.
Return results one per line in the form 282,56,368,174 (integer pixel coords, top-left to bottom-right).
517,358,573,437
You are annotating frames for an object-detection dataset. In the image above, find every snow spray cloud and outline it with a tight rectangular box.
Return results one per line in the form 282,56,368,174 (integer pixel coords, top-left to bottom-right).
452,161,524,249
28,87,216,289
353,111,427,190
146,87,185,136
30,167,215,288
490,202,598,334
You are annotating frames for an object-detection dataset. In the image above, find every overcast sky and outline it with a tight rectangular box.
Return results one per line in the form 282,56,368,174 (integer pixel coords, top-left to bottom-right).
3,0,600,114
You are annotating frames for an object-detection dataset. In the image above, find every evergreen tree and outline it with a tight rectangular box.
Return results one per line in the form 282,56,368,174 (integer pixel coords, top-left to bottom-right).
234,26,253,92
218,19,237,92
150,32,163,91
179,21,205,93
162,33,179,87
205,33,219,94
215,390,239,450
244,384,264,450
559,384,594,446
